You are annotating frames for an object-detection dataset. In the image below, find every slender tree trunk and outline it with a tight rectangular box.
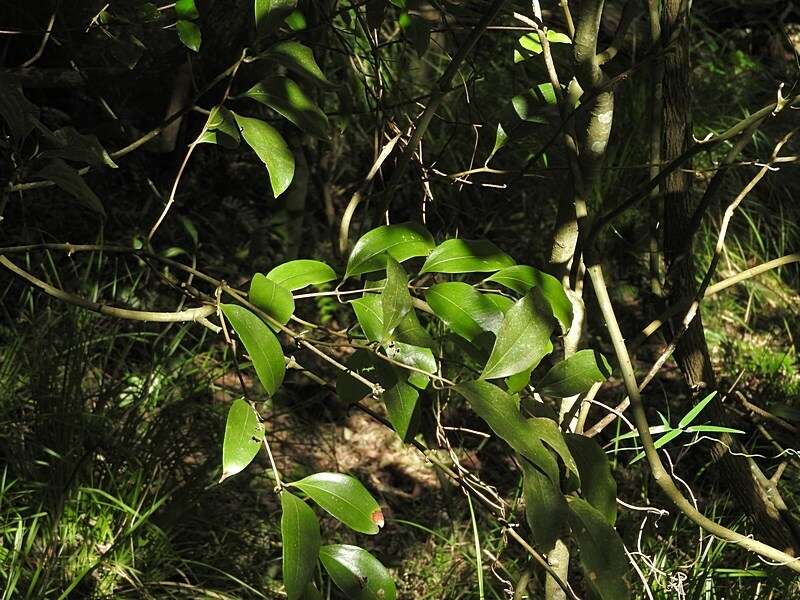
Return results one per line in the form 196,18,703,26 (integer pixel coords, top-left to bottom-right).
661,0,799,555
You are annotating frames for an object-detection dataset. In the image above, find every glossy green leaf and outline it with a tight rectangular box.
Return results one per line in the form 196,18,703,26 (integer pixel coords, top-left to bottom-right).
529,417,579,481
255,0,297,36
394,309,435,349
34,159,105,216
176,20,201,51
678,391,718,429
381,257,412,340
568,498,631,600
485,265,572,331
242,77,329,138
197,105,240,148
351,294,383,342
175,0,199,19
487,122,508,163
512,83,558,122
565,434,617,524
385,341,436,389
454,380,558,484
481,289,556,380
284,9,306,31
249,273,295,325
383,380,420,441
232,111,295,197
266,259,336,291
521,459,568,552
319,545,396,600
281,492,320,600
289,473,384,534
346,222,435,277
420,239,515,274
685,424,744,434
221,304,286,396
263,42,334,88
514,30,571,62
424,282,503,341
484,293,514,313
538,349,612,397
220,399,264,482
506,368,532,394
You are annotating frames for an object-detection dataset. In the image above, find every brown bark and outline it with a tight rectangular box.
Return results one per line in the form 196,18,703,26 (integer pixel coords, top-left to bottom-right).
661,0,799,554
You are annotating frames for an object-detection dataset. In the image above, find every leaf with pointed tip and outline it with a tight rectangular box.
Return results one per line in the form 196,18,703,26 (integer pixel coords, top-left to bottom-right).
538,349,612,397
289,473,383,534
175,0,199,19
678,391,718,429
302,583,323,600
454,380,558,484
220,398,264,482
249,273,295,325
197,106,240,148
38,125,118,168
346,222,435,277
319,545,396,600
381,257,412,340
242,77,328,138
281,492,320,600
514,30,571,62
424,282,503,341
266,259,336,291
232,111,294,197
176,20,201,51
255,0,297,36
385,341,436,389
630,428,683,464
262,42,334,88
565,434,617,524
34,159,105,216
221,304,285,395
351,294,383,342
521,459,568,552
568,498,631,600
486,265,572,332
420,239,515,274
383,380,420,441
481,289,555,379
528,417,578,481
484,293,514,313
394,309,435,349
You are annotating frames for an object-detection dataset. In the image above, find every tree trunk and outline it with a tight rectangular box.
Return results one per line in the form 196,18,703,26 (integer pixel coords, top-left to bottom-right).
661,0,799,555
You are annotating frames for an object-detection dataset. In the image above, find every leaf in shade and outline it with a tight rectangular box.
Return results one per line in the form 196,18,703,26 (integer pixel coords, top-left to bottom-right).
420,239,515,274
220,304,285,396
454,380,559,484
424,282,503,341
220,398,264,482
176,20,201,51
521,459,569,552
249,273,295,325
486,265,573,332
394,308,435,349
319,545,396,600
266,259,336,291
350,294,383,342
346,222,435,278
528,417,579,481
197,106,240,149
242,77,329,138
335,351,375,404
289,473,384,534
381,257,412,340
481,289,556,380
568,498,632,600
385,341,436,389
383,380,420,441
538,349,612,397
301,583,323,600
34,159,105,216
366,0,389,28
38,125,118,168
281,491,320,600
0,72,39,143
233,111,295,197
565,434,617,524
512,84,558,123
255,0,297,36
261,42,335,88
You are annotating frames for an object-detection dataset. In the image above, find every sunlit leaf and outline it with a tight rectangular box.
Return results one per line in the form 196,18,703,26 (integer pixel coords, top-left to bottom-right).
514,30,571,63
255,0,297,36
197,106,240,149
538,349,611,397
262,41,334,88
351,294,383,342
385,341,436,389
220,398,264,482
381,257,412,340
486,265,572,331
319,545,396,600
266,259,336,291
175,0,199,19
424,282,503,341
281,492,320,600
176,20,201,51
420,239,515,274
249,273,295,325
678,391,718,429
289,472,384,534
346,222,435,278
233,111,295,197
242,77,329,138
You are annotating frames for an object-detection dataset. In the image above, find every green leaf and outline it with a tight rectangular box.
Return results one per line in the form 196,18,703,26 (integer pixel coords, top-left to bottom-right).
512,83,558,122
242,77,329,139
33,159,105,217
220,398,264,482
385,341,436,389
481,289,555,380
383,380,420,441
249,273,295,325
233,111,295,197
394,309,435,349
336,351,374,404
484,293,514,313
302,583,323,600
420,239,515,274
263,42,334,89
538,350,611,397
568,498,631,600
486,265,572,331
289,473,384,534
565,434,617,524
506,368,532,394
175,0,199,19
346,222,435,278
630,428,683,464
38,125,118,168
454,380,559,484
284,9,307,31
514,30,571,63
685,424,745,434
319,545,396,600
0,72,39,143
381,257,412,340
266,259,336,291
487,122,508,163
528,417,579,481
424,282,503,341
281,492,321,600
255,0,297,36
176,20,201,51
197,106,240,149
521,459,568,552
678,391,718,429
221,304,286,396
351,294,383,342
